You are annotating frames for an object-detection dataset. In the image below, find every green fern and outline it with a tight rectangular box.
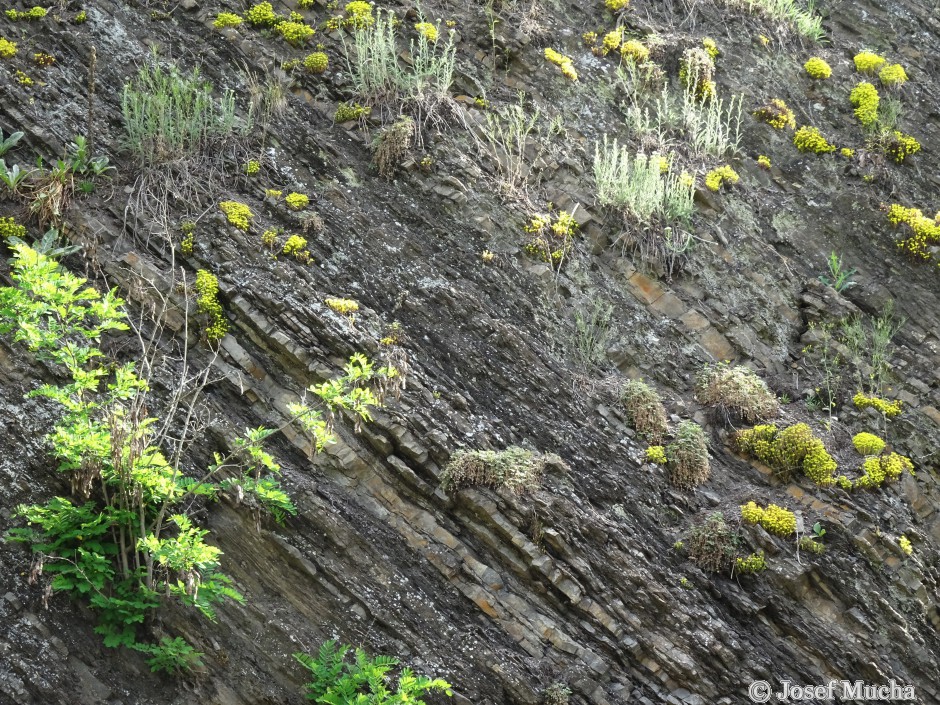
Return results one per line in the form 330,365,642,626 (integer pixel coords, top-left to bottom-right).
294,641,453,703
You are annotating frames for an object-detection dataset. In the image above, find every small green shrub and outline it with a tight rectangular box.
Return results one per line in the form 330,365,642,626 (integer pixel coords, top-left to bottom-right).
294,641,452,703
543,682,572,705
335,102,371,122
522,210,577,268
441,447,559,493
372,115,415,180
799,536,825,554
679,47,715,101
345,9,456,122
696,362,779,424
666,421,710,490
620,379,669,443
686,512,737,573
716,0,822,40
594,140,696,224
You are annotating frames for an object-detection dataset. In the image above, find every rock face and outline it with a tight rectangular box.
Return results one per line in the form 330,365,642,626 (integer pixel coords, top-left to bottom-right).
1,0,940,704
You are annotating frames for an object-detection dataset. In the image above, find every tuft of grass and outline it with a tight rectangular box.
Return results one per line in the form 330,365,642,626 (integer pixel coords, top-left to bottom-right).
344,11,456,127
620,379,669,443
720,0,824,41
372,115,415,179
121,54,240,166
594,138,695,225
480,95,539,196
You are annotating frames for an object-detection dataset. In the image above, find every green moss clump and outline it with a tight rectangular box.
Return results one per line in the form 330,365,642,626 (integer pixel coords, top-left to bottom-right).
522,210,578,268
0,38,18,59
853,391,903,417
856,452,914,488
213,12,244,28
753,99,795,130
879,63,907,87
285,192,309,211
0,217,27,242
793,126,836,154
852,432,885,456
282,235,311,263
620,39,649,63
885,204,939,260
883,131,920,164
194,270,228,342
704,165,739,192
853,51,885,74
244,2,280,27
645,445,667,465
344,1,375,29
735,552,766,574
277,20,315,45
335,102,371,122
219,201,254,230
735,423,835,486
803,57,831,79
304,51,329,74
606,0,630,11
6,6,48,21
741,502,796,536
849,82,879,127
544,48,578,81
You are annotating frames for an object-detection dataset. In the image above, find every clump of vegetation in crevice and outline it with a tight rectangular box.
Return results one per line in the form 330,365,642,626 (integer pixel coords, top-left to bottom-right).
441,447,563,493
620,379,668,443
666,421,710,490
696,362,779,425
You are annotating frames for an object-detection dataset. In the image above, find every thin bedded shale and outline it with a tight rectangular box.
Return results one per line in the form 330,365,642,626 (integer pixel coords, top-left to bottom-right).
1,0,940,704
